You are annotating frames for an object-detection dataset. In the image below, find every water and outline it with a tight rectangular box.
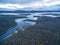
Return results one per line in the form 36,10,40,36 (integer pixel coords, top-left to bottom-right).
0,13,37,41
0,12,60,41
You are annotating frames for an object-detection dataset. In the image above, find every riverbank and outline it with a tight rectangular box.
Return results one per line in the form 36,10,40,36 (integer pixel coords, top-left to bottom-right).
0,15,17,36
0,14,28,36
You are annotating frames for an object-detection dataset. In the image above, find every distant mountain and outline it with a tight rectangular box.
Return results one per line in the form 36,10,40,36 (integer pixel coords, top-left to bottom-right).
0,8,15,11
0,4,60,13
16,4,60,11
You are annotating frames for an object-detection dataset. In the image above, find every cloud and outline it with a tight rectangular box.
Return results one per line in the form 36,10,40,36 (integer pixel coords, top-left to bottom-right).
0,0,60,10
0,4,27,9
30,0,60,7
0,0,42,4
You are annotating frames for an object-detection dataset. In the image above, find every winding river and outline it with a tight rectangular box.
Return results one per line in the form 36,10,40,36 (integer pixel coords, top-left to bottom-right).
0,13,38,41
0,12,59,41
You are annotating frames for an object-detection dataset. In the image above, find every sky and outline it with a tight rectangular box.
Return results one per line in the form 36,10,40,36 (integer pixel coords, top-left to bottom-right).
0,0,60,10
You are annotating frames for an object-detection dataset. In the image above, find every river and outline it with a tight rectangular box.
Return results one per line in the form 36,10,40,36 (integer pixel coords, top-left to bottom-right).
0,12,59,41
0,13,38,41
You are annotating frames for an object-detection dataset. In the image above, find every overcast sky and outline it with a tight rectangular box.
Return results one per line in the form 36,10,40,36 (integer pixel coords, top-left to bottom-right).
0,0,42,4
0,0,60,10
0,0,59,4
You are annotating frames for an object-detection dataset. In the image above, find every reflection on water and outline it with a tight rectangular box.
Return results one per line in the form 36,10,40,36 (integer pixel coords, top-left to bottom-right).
0,13,37,41
0,13,19,15
15,18,27,23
